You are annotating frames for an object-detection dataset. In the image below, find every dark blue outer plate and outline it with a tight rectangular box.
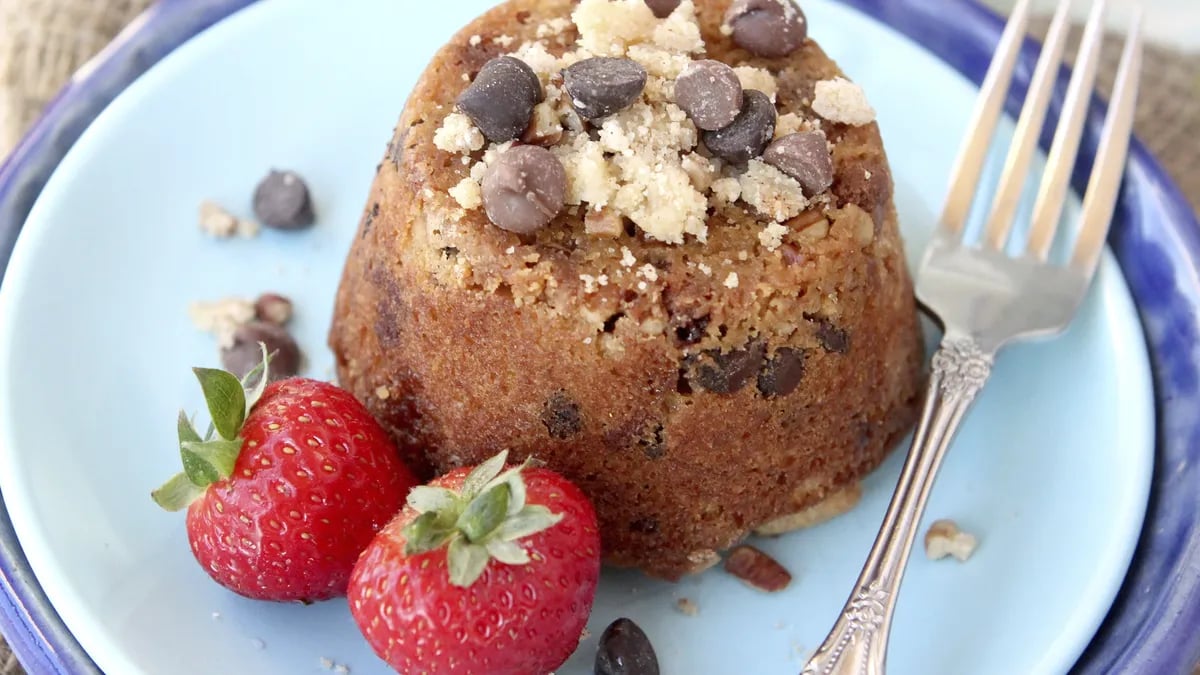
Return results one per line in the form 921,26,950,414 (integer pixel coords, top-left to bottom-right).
0,0,1196,673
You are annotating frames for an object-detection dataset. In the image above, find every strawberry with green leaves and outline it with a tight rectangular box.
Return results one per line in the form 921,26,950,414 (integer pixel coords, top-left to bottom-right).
153,349,418,602
348,450,601,675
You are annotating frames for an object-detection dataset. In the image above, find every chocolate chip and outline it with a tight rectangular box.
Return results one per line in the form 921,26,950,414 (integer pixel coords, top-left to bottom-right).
629,517,659,534
806,314,850,354
763,132,834,196
512,59,547,100
374,297,403,347
689,341,766,394
541,391,582,440
252,170,315,230
481,145,567,234
817,325,849,353
701,90,776,164
675,368,694,395
596,618,659,675
253,293,293,326
856,417,874,449
371,269,405,347
638,423,666,459
361,202,380,240
645,0,681,18
674,60,744,131
832,156,892,223
725,0,808,58
563,57,647,119
457,56,543,142
221,321,301,382
386,127,409,169
673,314,710,345
757,348,805,397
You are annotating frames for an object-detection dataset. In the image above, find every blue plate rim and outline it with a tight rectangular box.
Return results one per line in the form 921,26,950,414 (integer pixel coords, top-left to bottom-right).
0,0,1196,673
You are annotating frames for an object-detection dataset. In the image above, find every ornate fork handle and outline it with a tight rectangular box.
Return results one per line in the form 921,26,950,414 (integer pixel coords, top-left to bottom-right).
802,334,994,675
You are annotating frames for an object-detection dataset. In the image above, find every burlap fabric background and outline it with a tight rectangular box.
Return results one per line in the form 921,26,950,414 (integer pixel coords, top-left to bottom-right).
0,1,1197,674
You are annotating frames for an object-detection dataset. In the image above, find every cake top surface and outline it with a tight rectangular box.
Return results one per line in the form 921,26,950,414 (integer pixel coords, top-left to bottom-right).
430,0,877,247
382,0,896,346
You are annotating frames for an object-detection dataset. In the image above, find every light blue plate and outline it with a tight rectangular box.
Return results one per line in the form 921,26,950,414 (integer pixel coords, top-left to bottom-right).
0,1,1154,673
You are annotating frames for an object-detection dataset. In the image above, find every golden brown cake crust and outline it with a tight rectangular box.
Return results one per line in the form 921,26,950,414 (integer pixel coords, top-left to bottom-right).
330,0,923,579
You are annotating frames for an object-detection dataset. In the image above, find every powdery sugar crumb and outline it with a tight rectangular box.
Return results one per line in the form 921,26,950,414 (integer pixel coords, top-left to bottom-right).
734,66,778,102
449,177,483,210
738,160,809,222
572,0,658,56
536,17,573,39
759,222,789,251
198,200,258,239
433,113,485,155
774,112,808,138
188,297,255,349
812,78,876,126
709,177,742,205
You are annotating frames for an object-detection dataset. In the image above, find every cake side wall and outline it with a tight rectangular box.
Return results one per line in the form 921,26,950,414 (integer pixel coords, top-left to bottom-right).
329,0,925,579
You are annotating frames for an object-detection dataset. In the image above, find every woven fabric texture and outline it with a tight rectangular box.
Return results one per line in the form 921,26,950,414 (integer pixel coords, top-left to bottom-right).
1029,17,1200,216
0,649,18,675
0,4,1197,675
0,0,153,158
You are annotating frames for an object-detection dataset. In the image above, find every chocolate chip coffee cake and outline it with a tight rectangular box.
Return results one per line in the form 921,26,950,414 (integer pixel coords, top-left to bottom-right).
330,0,923,579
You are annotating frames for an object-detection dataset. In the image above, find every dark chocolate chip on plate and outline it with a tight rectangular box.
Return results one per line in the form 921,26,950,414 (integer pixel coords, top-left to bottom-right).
253,170,315,230
563,57,647,119
221,321,302,382
724,0,808,58
481,145,567,235
702,89,776,164
644,0,681,18
763,132,834,196
596,618,660,675
457,56,543,143
757,347,805,397
674,60,744,131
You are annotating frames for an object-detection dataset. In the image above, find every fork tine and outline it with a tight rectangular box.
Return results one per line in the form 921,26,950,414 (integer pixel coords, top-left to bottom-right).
940,0,1034,234
1026,0,1110,260
1071,8,1143,274
981,0,1076,251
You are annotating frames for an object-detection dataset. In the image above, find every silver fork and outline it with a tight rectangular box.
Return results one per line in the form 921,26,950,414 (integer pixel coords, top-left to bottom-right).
801,1,1143,673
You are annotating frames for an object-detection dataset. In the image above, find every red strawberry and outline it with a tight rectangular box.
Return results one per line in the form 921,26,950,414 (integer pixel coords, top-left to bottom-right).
348,451,601,675
152,349,418,602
